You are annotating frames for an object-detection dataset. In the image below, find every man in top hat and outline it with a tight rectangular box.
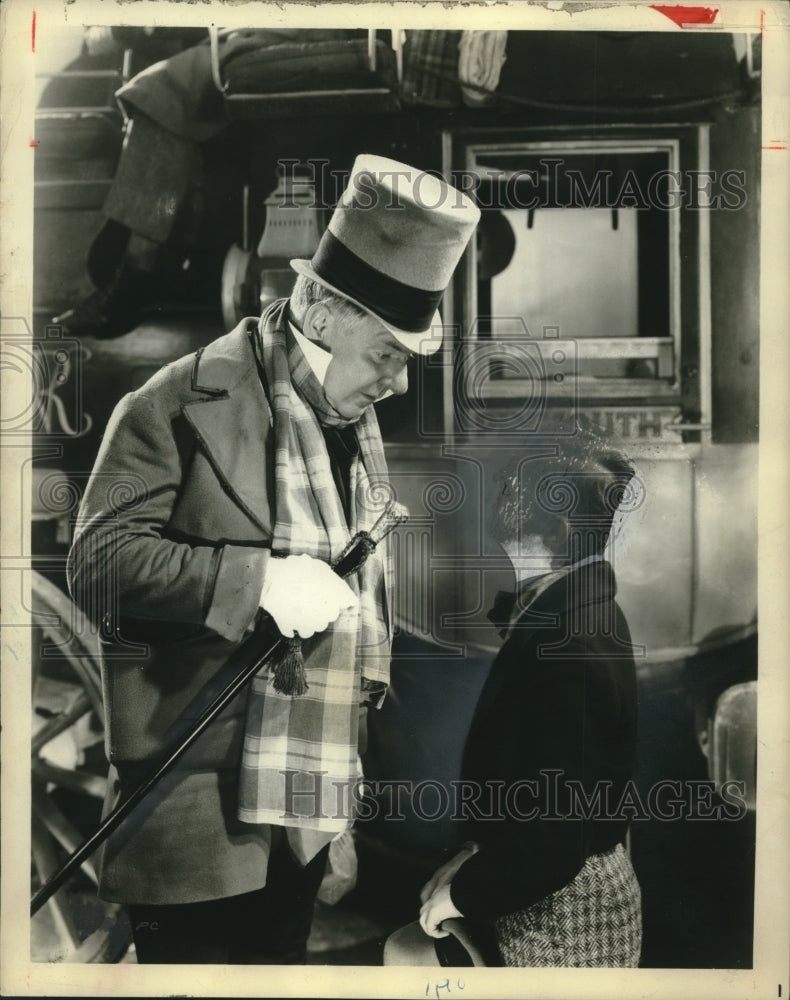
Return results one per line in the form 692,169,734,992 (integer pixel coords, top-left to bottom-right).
67,155,480,964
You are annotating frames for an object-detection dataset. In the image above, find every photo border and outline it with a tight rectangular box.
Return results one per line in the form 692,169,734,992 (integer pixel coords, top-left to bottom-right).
2,1,788,996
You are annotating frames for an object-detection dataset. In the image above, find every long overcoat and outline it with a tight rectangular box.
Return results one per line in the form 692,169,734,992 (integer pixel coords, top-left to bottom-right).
69,317,281,904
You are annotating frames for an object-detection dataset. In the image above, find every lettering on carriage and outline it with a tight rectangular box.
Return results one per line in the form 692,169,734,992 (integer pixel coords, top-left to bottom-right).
584,408,680,440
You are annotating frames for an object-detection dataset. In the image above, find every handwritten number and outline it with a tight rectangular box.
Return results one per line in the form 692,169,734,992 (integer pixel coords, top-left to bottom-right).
425,977,466,997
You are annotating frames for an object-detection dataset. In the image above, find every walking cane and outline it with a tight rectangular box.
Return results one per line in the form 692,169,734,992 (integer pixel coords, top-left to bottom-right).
31,500,409,918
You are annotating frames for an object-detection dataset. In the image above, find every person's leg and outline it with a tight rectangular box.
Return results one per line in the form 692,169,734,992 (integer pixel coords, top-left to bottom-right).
128,895,234,964
54,111,199,338
127,832,329,964
228,834,330,964
102,112,198,246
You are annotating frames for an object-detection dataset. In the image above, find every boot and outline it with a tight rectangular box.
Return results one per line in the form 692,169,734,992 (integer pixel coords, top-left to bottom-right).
53,225,162,339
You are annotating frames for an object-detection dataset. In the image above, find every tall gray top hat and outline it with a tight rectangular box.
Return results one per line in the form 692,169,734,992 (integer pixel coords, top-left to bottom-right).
290,154,481,355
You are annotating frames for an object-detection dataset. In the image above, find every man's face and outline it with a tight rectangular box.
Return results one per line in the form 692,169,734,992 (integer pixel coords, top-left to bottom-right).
321,309,412,420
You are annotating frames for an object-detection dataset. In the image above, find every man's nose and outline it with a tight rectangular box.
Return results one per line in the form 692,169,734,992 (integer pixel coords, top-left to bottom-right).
389,364,409,396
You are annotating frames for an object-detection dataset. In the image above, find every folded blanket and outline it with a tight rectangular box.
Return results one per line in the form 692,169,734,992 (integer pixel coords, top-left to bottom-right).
458,30,508,107
222,37,397,95
116,32,396,137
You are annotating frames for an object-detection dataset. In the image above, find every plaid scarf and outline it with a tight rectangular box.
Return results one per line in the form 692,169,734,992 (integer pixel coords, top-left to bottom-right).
401,30,463,106
238,300,393,858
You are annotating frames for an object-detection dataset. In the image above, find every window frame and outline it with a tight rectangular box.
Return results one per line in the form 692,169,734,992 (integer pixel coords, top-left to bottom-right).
442,124,711,443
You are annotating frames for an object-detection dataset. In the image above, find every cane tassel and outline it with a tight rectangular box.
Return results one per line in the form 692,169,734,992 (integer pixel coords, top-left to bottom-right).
271,635,308,696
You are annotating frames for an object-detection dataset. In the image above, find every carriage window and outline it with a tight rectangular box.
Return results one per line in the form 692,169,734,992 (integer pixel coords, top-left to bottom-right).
493,208,640,338
457,139,680,403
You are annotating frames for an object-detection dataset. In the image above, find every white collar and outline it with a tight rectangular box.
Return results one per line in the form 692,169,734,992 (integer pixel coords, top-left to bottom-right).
289,321,332,385
513,553,604,589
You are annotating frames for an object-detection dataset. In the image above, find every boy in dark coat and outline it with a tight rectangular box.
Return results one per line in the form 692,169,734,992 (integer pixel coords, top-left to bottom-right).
419,424,644,967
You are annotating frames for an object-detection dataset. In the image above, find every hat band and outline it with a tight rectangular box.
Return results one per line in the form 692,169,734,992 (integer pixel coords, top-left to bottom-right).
312,231,443,333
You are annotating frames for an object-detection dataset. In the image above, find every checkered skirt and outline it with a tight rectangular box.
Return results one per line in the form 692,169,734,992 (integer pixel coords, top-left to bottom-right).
494,844,642,967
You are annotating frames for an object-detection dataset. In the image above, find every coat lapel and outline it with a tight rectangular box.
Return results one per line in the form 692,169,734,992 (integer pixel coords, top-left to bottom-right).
181,319,273,536
475,561,618,713
503,560,617,640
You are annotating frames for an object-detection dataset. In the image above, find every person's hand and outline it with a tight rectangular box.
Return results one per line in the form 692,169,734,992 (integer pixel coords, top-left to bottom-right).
419,883,463,938
260,553,358,638
419,842,479,904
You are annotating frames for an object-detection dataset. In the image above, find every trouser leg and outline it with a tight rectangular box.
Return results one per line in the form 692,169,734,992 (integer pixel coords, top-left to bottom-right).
103,111,198,245
127,833,330,965
229,835,331,964
128,895,234,964
54,111,199,337
85,112,197,289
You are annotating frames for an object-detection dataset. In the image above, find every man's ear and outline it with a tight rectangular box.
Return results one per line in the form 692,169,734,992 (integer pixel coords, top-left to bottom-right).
303,301,335,346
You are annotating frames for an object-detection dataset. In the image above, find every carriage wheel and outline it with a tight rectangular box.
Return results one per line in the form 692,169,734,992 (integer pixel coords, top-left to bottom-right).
30,570,131,963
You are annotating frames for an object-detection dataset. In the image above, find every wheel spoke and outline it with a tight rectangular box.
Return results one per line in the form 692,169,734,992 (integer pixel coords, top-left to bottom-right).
32,692,93,755
30,569,131,963
70,925,124,964
32,570,105,717
31,818,81,954
38,629,104,717
32,785,99,885
32,759,107,799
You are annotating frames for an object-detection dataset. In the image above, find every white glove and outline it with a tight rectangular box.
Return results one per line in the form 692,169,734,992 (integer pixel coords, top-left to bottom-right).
259,553,358,639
